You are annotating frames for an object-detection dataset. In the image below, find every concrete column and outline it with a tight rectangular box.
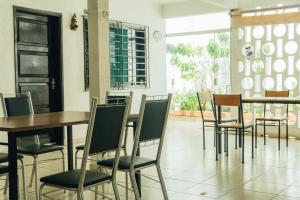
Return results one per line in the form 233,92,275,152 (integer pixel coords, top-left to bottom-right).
87,0,110,103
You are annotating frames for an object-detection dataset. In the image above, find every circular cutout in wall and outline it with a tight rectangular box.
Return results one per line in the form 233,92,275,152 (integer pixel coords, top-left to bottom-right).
284,41,298,55
273,59,286,73
253,26,265,39
252,60,264,73
262,42,275,56
242,77,254,90
273,24,286,37
284,77,298,90
262,77,275,90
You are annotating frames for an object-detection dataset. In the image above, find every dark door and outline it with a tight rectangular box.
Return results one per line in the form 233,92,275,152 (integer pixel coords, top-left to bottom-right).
14,9,63,144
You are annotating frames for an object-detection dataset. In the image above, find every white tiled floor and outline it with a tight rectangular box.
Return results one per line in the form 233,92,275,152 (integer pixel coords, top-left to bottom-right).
2,116,300,199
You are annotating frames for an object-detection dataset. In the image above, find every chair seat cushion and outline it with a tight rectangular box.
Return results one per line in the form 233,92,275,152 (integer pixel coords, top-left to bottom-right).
218,123,254,129
18,144,63,155
204,118,237,123
76,145,85,150
0,153,23,163
0,165,9,175
40,169,111,189
256,116,288,121
98,156,156,170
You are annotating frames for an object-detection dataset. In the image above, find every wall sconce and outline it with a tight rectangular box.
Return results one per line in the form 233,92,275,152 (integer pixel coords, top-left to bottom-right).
102,10,109,18
70,13,78,31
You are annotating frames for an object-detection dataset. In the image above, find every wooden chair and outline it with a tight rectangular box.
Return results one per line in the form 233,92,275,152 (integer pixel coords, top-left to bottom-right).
197,91,237,149
255,90,289,150
213,94,254,163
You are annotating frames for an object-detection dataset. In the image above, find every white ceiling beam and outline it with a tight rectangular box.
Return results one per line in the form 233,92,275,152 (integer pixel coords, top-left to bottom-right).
162,0,227,18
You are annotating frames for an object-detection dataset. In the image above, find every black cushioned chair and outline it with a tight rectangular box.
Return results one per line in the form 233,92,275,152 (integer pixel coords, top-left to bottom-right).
98,94,172,200
75,91,133,168
39,97,131,200
0,153,27,200
0,92,65,199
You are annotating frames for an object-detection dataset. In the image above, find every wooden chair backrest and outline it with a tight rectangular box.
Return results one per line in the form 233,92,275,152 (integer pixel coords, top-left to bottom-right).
197,91,212,104
265,90,289,97
214,94,242,107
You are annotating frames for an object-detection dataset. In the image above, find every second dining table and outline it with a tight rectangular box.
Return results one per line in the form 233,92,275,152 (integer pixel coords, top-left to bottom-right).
0,111,140,200
217,96,300,154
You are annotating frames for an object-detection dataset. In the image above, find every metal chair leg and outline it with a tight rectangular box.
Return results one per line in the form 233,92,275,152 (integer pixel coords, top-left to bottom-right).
29,160,36,187
125,172,129,200
286,119,288,147
216,128,219,161
156,164,168,200
213,125,216,147
75,149,80,169
33,156,39,200
224,130,227,153
112,180,121,200
235,129,237,149
202,122,205,150
242,130,245,164
38,183,45,200
77,189,84,200
263,121,266,145
251,126,254,158
19,159,28,200
226,129,229,156
129,169,141,200
255,121,258,148
278,121,281,150
3,174,8,194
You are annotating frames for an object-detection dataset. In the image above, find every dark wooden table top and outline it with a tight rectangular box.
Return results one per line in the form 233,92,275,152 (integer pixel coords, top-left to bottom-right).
243,97,300,104
0,111,138,133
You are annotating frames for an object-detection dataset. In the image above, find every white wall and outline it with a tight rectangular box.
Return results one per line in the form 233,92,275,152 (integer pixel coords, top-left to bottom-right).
0,0,166,140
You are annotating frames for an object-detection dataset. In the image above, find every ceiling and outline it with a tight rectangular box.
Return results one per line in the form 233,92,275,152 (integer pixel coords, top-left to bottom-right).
156,0,299,9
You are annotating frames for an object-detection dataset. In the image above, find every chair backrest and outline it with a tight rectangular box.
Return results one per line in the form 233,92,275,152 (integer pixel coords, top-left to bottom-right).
265,90,289,97
0,92,38,146
214,94,242,107
264,90,289,116
197,91,213,120
106,91,133,105
213,94,244,125
0,92,34,117
131,94,172,165
79,97,131,191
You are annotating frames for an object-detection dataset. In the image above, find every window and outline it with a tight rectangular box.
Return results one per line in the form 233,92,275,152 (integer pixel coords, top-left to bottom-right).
83,18,149,90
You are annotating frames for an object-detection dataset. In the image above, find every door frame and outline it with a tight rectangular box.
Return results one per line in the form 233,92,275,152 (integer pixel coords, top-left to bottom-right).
13,6,64,144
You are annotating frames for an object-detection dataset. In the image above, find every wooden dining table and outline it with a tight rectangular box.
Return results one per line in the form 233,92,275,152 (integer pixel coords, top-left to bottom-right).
217,96,300,153
0,111,139,200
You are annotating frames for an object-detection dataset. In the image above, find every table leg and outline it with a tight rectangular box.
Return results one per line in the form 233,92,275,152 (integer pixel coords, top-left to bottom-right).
8,134,18,200
217,106,222,154
67,126,74,170
133,121,142,196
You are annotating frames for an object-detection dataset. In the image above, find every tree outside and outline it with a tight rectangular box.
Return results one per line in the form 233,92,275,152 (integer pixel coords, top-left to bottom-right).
167,32,230,112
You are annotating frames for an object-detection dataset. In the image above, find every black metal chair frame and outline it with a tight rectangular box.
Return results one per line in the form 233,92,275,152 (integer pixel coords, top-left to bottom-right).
213,94,254,163
0,92,65,200
98,94,172,200
39,97,131,200
75,91,133,168
0,153,27,200
255,90,289,150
